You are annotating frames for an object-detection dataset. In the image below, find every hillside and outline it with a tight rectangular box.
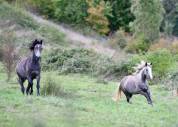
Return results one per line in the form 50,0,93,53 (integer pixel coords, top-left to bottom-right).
0,1,120,57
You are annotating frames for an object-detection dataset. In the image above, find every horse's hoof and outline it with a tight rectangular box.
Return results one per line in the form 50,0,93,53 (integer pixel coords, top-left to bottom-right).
148,102,153,106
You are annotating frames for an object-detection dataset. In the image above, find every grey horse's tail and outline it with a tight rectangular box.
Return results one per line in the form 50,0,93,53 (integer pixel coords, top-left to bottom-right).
112,84,122,102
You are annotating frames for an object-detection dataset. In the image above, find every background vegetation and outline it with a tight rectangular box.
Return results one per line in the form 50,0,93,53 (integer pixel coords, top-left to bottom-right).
0,0,178,127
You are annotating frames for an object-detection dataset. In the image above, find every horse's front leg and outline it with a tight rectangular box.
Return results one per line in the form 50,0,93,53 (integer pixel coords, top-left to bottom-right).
139,90,153,106
30,83,33,95
36,76,40,96
18,77,25,94
26,77,33,95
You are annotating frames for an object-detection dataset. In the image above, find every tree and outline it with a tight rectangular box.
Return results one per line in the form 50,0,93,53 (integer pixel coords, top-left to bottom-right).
162,0,178,37
105,0,134,32
130,0,164,42
0,31,18,81
86,0,112,35
53,0,88,24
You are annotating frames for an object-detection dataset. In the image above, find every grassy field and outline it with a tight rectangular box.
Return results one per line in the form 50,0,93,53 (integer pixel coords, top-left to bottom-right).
0,71,178,127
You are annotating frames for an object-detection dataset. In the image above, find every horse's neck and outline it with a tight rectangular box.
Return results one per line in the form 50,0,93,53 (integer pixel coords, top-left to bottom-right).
31,52,40,65
135,69,146,83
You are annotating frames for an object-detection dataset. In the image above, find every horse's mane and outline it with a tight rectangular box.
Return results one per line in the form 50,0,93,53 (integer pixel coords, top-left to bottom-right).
132,61,146,75
29,39,43,51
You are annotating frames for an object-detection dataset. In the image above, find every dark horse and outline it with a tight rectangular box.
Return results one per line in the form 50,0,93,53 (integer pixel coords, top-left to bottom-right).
112,61,153,105
16,39,43,95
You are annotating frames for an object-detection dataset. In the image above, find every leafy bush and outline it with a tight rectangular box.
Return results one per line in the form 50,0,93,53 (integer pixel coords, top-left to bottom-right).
42,48,176,81
86,0,111,35
43,48,98,73
125,35,150,53
54,0,88,24
41,76,66,97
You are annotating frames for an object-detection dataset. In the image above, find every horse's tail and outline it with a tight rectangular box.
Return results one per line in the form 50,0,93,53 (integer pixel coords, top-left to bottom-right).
112,84,122,102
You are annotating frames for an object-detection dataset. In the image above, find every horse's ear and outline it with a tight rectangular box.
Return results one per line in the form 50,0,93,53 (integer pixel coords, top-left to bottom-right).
34,39,37,43
145,62,148,66
40,40,43,44
150,62,152,65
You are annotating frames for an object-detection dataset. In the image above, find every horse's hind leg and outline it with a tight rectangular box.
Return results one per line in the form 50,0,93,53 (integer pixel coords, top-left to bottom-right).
18,77,25,94
124,91,132,104
36,76,40,96
126,94,132,104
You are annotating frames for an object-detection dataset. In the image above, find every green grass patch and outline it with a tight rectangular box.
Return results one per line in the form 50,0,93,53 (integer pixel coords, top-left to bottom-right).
0,72,178,127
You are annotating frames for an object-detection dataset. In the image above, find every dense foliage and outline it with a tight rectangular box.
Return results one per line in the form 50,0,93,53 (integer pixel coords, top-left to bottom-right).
86,0,111,34
21,0,135,34
42,48,175,81
5,0,178,39
106,0,134,32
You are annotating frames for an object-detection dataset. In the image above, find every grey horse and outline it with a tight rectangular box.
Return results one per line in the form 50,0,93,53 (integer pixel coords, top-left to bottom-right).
16,39,43,95
112,61,153,105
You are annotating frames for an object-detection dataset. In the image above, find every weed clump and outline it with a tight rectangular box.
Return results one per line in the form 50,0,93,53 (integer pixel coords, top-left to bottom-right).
41,76,66,97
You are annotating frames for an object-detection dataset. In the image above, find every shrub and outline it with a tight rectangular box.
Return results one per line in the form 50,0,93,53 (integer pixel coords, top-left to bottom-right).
0,30,18,81
125,35,150,53
169,41,178,54
109,30,128,49
146,49,175,78
149,38,170,51
162,69,178,95
38,25,66,45
42,48,175,82
86,0,111,35
41,76,66,97
42,48,95,73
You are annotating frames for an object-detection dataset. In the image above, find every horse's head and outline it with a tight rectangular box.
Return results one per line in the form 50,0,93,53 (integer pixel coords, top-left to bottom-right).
133,61,153,80
142,62,153,80
29,39,43,57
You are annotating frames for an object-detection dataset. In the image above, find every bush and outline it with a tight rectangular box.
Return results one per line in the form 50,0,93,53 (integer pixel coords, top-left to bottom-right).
42,48,113,75
126,35,150,53
146,49,175,78
38,25,66,45
42,48,176,81
169,41,178,54
149,38,170,51
105,49,176,80
43,48,93,73
109,30,128,49
41,76,66,97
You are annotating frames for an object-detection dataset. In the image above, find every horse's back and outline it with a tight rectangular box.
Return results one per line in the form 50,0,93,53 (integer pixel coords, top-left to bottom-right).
120,75,138,93
16,57,29,78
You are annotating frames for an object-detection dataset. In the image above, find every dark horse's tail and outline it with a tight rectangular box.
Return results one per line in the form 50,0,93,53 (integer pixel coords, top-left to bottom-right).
112,84,122,102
